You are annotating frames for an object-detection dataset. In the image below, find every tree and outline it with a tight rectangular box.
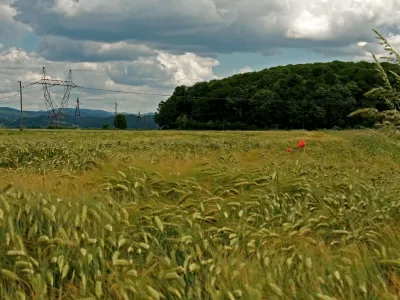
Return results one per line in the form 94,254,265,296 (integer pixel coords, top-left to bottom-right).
249,89,283,128
154,98,181,129
102,123,111,130
113,114,128,129
154,57,400,130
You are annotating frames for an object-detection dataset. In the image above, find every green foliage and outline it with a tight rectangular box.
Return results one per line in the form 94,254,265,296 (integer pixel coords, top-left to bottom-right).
175,114,189,129
102,123,111,130
349,30,400,131
155,60,400,130
113,114,128,130
365,31,400,111
349,108,400,130
46,125,65,129
1,130,400,298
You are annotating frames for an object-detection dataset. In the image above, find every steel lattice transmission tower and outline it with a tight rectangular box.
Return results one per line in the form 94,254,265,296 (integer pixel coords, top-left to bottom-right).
34,67,77,127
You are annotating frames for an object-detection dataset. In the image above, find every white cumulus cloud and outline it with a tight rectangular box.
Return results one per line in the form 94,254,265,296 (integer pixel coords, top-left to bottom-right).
0,47,220,113
0,0,31,42
235,66,254,74
357,41,368,47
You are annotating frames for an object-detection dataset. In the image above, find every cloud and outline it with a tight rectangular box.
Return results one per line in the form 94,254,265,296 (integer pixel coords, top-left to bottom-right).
11,0,400,56
156,52,219,85
2,0,400,115
235,66,253,74
37,36,155,62
353,33,400,62
310,32,400,63
104,51,219,88
357,41,368,47
0,0,31,44
286,11,331,40
0,47,220,112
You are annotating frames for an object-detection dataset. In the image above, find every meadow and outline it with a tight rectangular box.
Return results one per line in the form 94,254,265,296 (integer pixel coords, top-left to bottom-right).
1,129,400,299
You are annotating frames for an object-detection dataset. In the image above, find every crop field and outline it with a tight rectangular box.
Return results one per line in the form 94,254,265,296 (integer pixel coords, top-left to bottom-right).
0,129,400,299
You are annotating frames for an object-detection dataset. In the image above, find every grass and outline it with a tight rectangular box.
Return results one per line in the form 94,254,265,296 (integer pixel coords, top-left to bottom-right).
1,129,400,299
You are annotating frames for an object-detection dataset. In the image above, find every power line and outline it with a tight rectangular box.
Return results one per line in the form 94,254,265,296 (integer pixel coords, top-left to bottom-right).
23,87,43,94
21,82,38,89
74,85,370,104
0,89,19,95
18,70,384,106
0,86,41,101
76,86,173,97
71,90,85,96
75,85,253,100
0,93,18,101
0,86,42,104
2,80,381,105
0,81,43,91
71,69,104,73
0,99,19,104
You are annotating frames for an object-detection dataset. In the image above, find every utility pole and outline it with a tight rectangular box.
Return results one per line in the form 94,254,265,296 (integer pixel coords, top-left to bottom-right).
75,98,81,129
19,81,23,131
114,102,118,129
79,99,82,129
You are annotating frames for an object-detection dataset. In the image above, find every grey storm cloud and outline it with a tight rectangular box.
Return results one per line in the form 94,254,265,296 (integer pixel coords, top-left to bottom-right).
10,0,400,56
37,36,156,62
106,61,175,88
0,0,30,44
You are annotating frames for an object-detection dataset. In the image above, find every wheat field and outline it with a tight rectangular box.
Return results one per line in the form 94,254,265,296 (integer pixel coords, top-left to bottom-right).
0,129,400,299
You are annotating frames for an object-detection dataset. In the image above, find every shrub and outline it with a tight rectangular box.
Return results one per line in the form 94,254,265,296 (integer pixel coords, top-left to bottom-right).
102,123,111,130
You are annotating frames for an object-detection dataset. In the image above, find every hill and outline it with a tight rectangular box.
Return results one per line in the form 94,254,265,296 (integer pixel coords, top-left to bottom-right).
0,107,157,129
0,107,45,120
155,60,400,130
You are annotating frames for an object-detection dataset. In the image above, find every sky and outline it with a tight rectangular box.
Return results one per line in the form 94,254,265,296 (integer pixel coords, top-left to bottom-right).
0,0,400,113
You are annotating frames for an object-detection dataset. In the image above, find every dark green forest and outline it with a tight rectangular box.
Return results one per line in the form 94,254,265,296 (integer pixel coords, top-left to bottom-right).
154,60,400,130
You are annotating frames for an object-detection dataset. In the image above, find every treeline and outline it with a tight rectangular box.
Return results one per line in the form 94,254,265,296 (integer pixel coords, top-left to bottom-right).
154,60,400,130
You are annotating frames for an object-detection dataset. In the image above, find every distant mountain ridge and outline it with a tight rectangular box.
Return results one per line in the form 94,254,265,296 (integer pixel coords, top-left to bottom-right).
0,107,157,129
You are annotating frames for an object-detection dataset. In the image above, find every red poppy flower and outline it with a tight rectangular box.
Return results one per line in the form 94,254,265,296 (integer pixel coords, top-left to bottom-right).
287,147,292,153
297,139,306,148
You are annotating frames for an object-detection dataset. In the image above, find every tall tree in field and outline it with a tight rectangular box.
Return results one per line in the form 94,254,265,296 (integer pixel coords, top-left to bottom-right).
114,114,128,129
